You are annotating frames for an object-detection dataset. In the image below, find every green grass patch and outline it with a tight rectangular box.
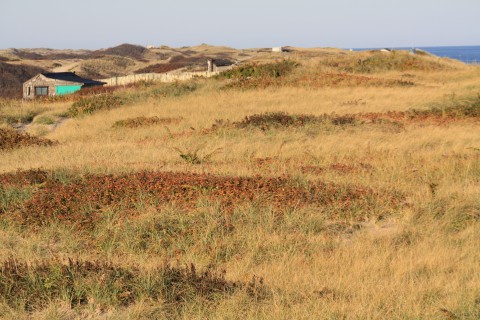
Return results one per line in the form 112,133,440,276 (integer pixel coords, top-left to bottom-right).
33,115,56,125
0,186,33,214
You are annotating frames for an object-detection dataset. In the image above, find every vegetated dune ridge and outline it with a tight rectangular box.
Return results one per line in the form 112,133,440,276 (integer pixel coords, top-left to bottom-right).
0,43,248,97
0,48,479,319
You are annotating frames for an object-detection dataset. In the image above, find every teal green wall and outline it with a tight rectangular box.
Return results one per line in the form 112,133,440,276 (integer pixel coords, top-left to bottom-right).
56,85,82,95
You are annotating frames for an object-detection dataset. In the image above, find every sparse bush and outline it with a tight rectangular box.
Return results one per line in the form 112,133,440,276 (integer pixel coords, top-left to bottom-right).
68,94,126,116
173,146,223,164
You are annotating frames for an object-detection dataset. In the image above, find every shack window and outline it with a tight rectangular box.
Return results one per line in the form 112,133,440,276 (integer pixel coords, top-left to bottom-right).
35,86,48,96
27,87,31,96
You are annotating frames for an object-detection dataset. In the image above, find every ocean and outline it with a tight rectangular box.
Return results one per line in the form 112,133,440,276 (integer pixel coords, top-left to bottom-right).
354,45,480,64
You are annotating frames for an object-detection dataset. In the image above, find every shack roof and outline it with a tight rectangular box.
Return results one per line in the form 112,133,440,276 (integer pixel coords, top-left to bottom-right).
41,72,105,85
212,59,235,67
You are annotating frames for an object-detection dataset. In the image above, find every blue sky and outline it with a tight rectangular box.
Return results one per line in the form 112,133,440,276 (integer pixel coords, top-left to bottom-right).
1,0,478,49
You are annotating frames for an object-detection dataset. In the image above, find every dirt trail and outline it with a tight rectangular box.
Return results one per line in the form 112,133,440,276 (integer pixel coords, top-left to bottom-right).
12,116,70,133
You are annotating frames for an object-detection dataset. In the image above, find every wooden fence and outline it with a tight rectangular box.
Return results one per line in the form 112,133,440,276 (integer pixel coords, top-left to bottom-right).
98,71,222,87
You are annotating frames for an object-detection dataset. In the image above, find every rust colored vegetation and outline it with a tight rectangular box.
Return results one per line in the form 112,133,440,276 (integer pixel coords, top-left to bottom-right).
15,171,402,227
0,168,49,186
0,128,56,151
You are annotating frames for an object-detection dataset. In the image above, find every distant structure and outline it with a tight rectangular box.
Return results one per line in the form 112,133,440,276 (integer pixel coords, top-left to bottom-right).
207,59,235,73
23,72,105,99
272,46,284,53
146,45,155,49
207,59,214,72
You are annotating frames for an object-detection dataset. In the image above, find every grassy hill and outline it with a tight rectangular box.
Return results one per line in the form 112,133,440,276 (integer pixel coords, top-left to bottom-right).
0,43,252,94
0,43,467,98
0,62,45,98
0,49,479,319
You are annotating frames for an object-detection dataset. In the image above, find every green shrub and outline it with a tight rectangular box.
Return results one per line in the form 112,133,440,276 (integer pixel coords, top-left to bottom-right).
68,95,125,117
219,60,298,80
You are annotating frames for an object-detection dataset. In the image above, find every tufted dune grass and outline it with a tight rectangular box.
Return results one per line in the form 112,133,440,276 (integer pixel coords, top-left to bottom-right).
0,51,479,319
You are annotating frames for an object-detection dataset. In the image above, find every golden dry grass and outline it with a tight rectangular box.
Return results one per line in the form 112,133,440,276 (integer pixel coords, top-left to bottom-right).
0,53,479,319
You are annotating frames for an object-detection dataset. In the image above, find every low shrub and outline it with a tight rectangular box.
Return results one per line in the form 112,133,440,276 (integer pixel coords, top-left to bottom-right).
217,60,298,89
208,112,361,132
0,169,49,186
235,112,317,129
422,95,480,118
112,116,183,129
357,95,480,123
16,171,401,228
0,128,56,150
0,258,248,312
221,96,479,134
219,60,298,80
68,94,126,117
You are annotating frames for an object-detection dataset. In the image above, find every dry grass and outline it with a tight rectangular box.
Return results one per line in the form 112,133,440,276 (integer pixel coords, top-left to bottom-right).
0,52,479,319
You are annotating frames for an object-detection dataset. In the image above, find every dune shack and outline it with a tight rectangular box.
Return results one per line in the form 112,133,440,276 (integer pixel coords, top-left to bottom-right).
23,72,105,99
